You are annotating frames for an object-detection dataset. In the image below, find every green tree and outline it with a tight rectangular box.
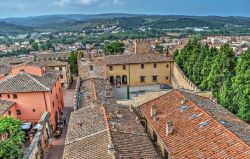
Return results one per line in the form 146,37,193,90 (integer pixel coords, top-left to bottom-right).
232,49,250,122
103,41,124,55
0,116,24,159
31,42,39,51
68,52,78,75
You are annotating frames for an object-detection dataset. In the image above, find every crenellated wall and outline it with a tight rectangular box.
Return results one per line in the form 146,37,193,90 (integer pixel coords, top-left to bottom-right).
172,62,201,92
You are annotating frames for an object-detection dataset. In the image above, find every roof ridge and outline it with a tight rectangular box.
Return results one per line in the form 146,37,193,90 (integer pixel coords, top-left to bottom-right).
25,73,50,91
65,129,109,145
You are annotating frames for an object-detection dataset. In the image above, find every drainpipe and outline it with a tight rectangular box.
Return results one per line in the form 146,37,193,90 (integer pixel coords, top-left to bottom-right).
43,92,48,111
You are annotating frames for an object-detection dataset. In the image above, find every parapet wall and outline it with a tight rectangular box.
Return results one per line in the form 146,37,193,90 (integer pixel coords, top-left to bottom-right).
172,62,201,92
73,77,81,111
23,112,53,159
117,90,170,107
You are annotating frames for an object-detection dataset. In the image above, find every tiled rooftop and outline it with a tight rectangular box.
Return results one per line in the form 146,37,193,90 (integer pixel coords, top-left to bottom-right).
0,65,11,75
28,60,69,67
65,105,108,144
180,91,250,145
104,53,173,65
137,90,250,158
64,78,160,158
0,99,15,115
0,72,58,93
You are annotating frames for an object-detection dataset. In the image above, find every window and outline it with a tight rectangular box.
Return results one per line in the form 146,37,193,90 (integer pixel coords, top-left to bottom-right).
141,64,144,69
60,74,63,79
109,66,113,71
8,110,11,115
13,94,17,99
166,64,169,68
153,76,157,82
123,65,126,70
140,76,145,83
7,94,10,98
59,67,62,71
90,65,93,71
0,94,1,97
16,110,21,115
153,63,157,68
166,76,169,80
32,109,36,112
53,101,54,107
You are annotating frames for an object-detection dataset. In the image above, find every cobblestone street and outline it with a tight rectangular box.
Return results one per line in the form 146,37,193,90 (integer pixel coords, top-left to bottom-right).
44,81,75,159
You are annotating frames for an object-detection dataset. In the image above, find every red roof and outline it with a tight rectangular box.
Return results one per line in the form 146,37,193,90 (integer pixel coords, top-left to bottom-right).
139,90,250,158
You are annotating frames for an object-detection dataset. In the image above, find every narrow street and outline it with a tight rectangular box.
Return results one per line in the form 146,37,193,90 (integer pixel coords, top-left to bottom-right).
44,80,75,159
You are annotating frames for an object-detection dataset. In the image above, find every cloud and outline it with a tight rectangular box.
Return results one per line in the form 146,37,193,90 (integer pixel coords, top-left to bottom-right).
54,0,122,7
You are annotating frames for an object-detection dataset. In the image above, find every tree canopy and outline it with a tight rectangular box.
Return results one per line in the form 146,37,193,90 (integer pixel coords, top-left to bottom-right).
0,116,24,159
174,39,250,123
103,41,124,55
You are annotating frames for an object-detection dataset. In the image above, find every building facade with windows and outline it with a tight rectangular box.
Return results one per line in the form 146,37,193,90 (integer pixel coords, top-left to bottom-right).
0,63,64,130
105,53,174,86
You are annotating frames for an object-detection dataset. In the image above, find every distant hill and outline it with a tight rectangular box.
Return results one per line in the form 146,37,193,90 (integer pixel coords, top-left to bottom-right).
1,14,250,34
0,13,139,27
0,21,33,34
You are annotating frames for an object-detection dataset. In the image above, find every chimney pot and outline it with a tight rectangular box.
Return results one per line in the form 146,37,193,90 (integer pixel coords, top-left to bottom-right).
151,105,157,117
166,121,174,135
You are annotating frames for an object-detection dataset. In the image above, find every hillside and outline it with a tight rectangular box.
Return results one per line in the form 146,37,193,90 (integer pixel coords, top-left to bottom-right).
1,14,250,34
0,21,33,34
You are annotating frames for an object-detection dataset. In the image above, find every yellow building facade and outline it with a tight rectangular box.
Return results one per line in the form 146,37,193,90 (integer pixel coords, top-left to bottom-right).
105,54,174,86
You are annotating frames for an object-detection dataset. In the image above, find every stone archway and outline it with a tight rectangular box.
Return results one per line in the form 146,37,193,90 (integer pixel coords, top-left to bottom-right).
109,76,115,86
122,75,128,85
116,75,121,87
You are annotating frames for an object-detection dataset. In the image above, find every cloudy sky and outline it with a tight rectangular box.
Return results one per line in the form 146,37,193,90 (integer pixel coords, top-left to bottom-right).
0,0,250,18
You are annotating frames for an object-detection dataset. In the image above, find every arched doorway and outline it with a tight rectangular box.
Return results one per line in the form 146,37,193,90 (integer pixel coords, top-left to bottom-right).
116,75,121,87
109,76,115,86
122,75,128,85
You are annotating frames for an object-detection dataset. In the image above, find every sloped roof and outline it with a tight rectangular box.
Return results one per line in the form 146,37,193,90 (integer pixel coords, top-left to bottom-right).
180,91,250,146
28,60,69,67
0,99,15,115
0,72,58,93
138,90,250,158
104,53,173,65
63,130,113,159
0,65,11,75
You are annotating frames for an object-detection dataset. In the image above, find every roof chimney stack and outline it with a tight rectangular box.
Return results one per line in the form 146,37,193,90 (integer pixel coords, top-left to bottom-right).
166,121,174,135
151,105,157,117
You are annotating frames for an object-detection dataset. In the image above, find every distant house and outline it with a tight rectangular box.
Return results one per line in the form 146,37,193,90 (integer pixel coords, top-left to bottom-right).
0,63,64,130
135,90,250,158
29,61,72,89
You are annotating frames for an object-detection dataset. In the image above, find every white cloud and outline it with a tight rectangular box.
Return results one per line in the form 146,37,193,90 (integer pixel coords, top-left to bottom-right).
54,0,122,7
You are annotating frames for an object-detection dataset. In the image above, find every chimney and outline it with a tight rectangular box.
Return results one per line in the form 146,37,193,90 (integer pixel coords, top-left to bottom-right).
180,98,187,105
151,105,157,117
166,121,174,135
116,109,123,119
129,105,133,112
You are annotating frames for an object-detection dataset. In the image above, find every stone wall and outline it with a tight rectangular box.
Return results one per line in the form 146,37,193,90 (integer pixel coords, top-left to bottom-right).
172,62,201,92
134,39,152,54
23,112,53,159
73,77,81,111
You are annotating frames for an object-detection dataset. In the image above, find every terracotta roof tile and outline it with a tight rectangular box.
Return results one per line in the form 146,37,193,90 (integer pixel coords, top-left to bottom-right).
0,99,15,115
138,90,250,158
0,72,58,93
104,53,173,65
